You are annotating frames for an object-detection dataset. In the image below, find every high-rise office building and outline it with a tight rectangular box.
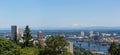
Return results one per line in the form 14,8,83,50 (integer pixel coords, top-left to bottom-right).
11,25,17,41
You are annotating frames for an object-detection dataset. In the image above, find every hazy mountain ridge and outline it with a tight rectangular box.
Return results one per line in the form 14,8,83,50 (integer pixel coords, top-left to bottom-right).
0,26,120,30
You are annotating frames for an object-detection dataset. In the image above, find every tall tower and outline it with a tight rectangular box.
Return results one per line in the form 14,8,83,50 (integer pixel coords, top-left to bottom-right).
66,41,73,55
11,25,17,41
37,31,45,46
18,28,23,39
38,31,43,41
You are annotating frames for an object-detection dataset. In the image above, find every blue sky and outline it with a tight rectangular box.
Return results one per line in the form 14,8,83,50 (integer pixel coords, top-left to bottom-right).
0,0,120,28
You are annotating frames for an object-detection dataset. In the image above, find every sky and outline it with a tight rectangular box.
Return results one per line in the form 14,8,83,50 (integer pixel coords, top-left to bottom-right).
0,0,120,28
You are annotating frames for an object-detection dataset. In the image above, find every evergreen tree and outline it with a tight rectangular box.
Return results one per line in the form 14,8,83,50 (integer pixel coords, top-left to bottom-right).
14,30,18,43
23,25,32,47
118,44,120,55
108,42,118,55
44,35,70,55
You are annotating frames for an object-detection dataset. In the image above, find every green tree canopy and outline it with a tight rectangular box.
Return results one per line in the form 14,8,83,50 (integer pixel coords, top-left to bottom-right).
0,38,20,55
23,25,32,47
20,47,39,55
108,42,118,55
74,46,94,55
41,35,71,55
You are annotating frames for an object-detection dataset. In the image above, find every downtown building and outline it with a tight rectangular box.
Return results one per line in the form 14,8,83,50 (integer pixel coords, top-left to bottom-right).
37,31,46,46
18,28,23,39
11,25,24,42
11,25,17,41
66,41,73,55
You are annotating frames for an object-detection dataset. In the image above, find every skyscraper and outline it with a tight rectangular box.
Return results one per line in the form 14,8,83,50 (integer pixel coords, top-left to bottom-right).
11,25,17,41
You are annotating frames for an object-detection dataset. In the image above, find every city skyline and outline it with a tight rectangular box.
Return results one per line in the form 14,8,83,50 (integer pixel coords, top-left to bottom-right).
0,0,120,28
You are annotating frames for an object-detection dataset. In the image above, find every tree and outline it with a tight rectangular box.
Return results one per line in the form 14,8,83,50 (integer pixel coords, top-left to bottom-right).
118,44,120,55
14,30,18,43
108,42,118,55
39,46,53,55
0,38,20,55
20,47,39,55
23,25,32,47
42,35,70,55
74,46,94,55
